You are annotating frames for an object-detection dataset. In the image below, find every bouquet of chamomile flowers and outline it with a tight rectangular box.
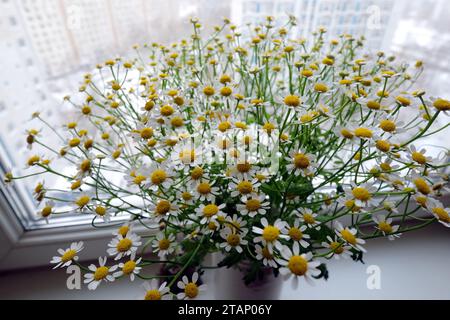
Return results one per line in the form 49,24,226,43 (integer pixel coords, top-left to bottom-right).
5,16,450,299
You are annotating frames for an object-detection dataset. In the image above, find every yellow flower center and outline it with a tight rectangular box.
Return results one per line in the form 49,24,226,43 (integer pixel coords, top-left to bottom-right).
160,105,174,116
352,187,371,201
432,208,450,222
412,152,427,164
236,162,251,173
330,241,344,254
140,127,154,139
345,199,361,212
133,175,147,185
415,196,427,207
197,182,212,195
227,234,240,247
237,181,253,194
95,206,107,216
303,213,316,224
380,120,396,132
69,138,81,147
376,140,391,152
293,153,310,169
284,95,301,107
80,159,91,172
314,83,329,93
155,200,171,215
75,195,90,208
414,178,431,194
354,127,373,138
122,260,136,274
184,282,199,298
81,105,91,115
182,192,192,201
159,238,170,250
118,226,129,237
366,100,381,110
203,204,219,217
61,249,77,262
378,221,393,233
263,122,276,134
340,229,357,245
288,227,303,241
116,238,132,252
171,116,184,127
288,255,308,276
145,289,161,300
191,167,204,180
396,96,411,106
220,86,232,96
144,100,155,111
94,266,109,281
340,128,354,139
203,86,215,96
246,198,261,211
218,121,232,132
302,69,313,77
262,225,280,242
220,74,232,84
433,98,450,111
151,169,167,184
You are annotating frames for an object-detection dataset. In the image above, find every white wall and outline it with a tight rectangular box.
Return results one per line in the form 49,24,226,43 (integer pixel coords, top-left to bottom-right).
0,224,449,300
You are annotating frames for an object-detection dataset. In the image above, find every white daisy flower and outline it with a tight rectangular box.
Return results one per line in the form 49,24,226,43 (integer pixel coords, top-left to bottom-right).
39,200,55,223
321,236,352,260
192,179,220,202
286,150,317,177
413,194,431,208
143,279,172,300
228,177,260,200
124,167,149,188
297,208,321,230
50,241,84,269
113,254,142,281
373,215,401,240
74,153,95,179
377,116,405,135
287,219,310,248
224,214,248,234
228,160,258,180
113,222,135,238
277,242,321,289
84,257,117,290
335,222,366,252
176,188,195,205
427,199,450,227
219,227,248,253
345,182,380,207
176,272,207,300
148,198,180,221
252,217,288,253
410,172,434,196
151,233,176,259
107,233,142,260
172,143,202,168
255,244,278,268
406,145,434,167
237,194,270,217
146,162,173,191
195,203,226,225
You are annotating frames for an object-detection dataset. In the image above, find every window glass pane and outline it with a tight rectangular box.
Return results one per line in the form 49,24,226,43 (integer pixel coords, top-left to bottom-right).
1,0,449,230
